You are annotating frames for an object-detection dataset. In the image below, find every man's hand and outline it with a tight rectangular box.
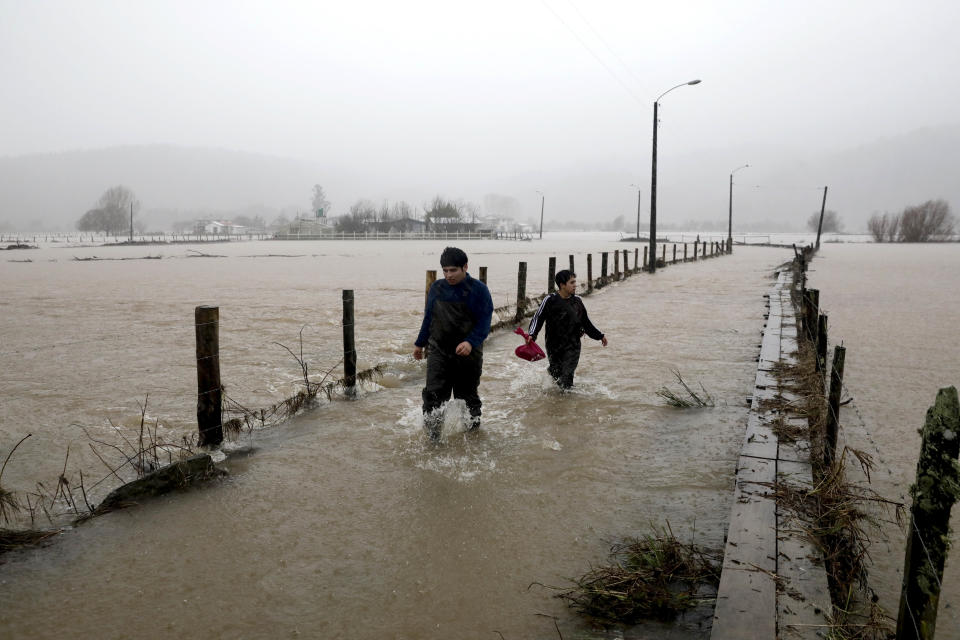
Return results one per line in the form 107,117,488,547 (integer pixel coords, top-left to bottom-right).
413,345,424,360
525,335,534,344
601,336,608,347
455,341,473,356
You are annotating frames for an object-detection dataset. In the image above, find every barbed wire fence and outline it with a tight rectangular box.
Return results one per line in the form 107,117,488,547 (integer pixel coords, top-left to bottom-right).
802,259,960,637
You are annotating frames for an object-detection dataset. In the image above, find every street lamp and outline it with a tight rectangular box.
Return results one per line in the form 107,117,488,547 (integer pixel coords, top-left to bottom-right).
649,79,701,273
536,190,544,239
629,184,641,240
728,164,749,253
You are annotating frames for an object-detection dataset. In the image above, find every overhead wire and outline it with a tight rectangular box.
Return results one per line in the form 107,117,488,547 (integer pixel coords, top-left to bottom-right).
565,0,646,89
539,0,645,106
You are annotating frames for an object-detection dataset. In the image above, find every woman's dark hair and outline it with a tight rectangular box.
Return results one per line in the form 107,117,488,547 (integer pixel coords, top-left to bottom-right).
440,246,468,268
555,269,576,287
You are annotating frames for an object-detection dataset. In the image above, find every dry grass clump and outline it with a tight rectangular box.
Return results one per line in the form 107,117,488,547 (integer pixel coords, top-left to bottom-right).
553,525,721,627
0,528,59,553
656,370,715,408
773,447,902,607
0,435,31,526
769,258,901,638
223,326,383,433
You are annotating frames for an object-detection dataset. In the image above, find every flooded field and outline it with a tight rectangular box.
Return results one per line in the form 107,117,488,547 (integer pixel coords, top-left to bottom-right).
1,237,800,637
809,243,960,639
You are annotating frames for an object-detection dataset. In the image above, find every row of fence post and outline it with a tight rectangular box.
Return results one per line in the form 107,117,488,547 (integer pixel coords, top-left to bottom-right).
1,233,270,244
799,263,846,471
193,295,362,448
796,247,960,640
192,243,730,446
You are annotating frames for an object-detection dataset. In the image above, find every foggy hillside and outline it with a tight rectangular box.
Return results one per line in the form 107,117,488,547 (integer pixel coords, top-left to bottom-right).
1,125,958,232
0,146,342,230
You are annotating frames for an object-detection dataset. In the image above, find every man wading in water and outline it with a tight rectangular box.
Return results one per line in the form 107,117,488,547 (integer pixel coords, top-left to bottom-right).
526,269,608,390
414,247,493,440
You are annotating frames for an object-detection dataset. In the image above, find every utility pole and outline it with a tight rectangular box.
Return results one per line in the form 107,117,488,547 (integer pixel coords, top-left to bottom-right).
537,191,544,239
636,188,642,239
728,173,733,252
649,100,658,272
648,79,700,273
815,186,828,249
728,164,749,254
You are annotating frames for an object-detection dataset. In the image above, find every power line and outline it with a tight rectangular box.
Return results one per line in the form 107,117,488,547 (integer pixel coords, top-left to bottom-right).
565,0,646,90
540,0,645,106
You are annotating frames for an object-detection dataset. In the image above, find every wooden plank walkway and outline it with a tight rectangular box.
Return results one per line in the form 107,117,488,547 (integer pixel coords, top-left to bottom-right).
711,269,832,640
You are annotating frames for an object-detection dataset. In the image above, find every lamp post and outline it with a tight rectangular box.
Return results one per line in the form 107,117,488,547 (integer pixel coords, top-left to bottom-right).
629,184,641,240
728,164,749,253
649,79,701,273
537,190,544,239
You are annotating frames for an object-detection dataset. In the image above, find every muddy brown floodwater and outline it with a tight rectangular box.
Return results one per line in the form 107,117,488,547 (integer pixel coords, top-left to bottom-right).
809,243,960,640
3,237,784,638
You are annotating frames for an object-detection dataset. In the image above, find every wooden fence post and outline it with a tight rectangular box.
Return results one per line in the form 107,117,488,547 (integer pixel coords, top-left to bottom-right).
601,252,608,286
661,243,666,265
896,386,960,640
643,246,648,271
824,345,845,468
342,290,357,394
548,256,556,292
478,266,487,284
633,248,639,274
516,261,527,322
804,289,820,343
586,254,593,292
684,243,688,261
693,242,698,261
673,244,677,263
195,305,222,447
623,249,629,276
816,314,828,376
614,251,620,280
569,254,575,273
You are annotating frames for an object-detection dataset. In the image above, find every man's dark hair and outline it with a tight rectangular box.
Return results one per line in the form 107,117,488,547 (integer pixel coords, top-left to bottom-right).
555,269,576,287
440,246,468,268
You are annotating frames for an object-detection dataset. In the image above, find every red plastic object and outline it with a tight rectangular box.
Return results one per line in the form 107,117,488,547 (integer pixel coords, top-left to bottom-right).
513,327,546,362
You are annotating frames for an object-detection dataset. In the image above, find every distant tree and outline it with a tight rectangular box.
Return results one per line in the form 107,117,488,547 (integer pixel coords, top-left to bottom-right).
76,208,125,233
335,199,376,232
389,201,414,220
806,210,843,233
604,214,625,231
424,196,463,228
77,185,139,233
867,213,888,242
98,185,139,213
867,212,900,242
311,184,331,217
269,214,291,231
898,199,954,242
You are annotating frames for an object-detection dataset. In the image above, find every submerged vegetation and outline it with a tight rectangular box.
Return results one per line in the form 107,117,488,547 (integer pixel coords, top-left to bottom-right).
1,329,385,557
656,370,715,408
552,524,721,627
771,256,902,638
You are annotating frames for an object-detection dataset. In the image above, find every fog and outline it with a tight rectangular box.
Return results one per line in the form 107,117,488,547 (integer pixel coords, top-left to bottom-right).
2,0,959,231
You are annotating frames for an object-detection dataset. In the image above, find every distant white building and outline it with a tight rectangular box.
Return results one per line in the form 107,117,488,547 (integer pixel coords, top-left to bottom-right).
196,220,246,235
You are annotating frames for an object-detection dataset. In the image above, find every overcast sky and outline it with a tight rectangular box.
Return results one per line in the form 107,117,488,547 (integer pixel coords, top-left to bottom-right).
2,0,959,227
